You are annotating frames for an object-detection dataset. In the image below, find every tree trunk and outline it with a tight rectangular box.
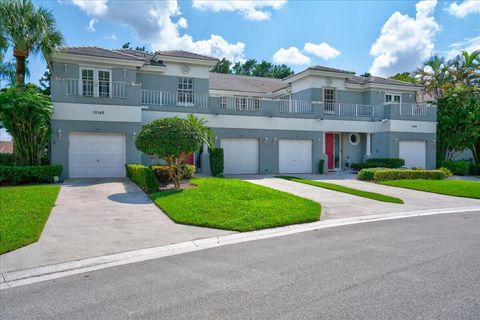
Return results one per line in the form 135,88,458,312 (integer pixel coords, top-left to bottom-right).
473,143,480,164
13,46,28,91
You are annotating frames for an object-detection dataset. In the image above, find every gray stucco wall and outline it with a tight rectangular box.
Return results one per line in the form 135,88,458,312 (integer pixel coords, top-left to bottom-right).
137,73,209,94
371,132,436,169
342,133,366,166
50,120,142,179
211,128,326,174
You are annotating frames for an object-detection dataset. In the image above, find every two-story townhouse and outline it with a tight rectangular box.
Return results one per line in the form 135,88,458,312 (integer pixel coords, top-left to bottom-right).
50,47,436,179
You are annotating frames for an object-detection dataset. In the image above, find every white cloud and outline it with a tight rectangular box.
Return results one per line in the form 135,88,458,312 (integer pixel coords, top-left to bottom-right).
446,35,480,59
85,18,97,32
272,47,310,65
303,42,341,60
192,0,287,21
446,0,480,18
369,0,440,77
70,0,245,62
102,33,117,41
71,0,107,16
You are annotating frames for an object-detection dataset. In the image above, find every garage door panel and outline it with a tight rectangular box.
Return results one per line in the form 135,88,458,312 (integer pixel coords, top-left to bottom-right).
69,132,126,178
221,138,258,174
399,140,426,168
279,139,312,173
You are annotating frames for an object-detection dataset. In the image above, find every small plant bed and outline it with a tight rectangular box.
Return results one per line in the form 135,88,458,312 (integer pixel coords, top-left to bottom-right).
150,178,321,232
0,185,60,254
277,176,404,204
379,180,480,199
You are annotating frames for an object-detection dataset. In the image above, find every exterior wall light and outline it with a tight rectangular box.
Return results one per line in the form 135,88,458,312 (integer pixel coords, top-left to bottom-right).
317,138,322,142
393,139,399,144
132,130,137,140
431,139,436,145
263,137,268,143
57,129,62,139
273,137,277,143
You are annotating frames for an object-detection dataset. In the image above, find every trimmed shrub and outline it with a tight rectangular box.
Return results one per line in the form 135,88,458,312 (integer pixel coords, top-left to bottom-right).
0,153,14,166
373,169,448,182
365,158,405,168
126,164,159,193
152,164,196,186
182,164,195,179
352,158,405,171
318,159,325,174
357,168,388,181
469,163,480,176
437,167,453,177
210,148,224,177
442,160,470,176
0,165,62,185
151,165,172,186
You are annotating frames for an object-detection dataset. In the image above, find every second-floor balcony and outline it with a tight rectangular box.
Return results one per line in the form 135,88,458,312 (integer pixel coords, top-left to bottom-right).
141,90,208,108
64,78,129,99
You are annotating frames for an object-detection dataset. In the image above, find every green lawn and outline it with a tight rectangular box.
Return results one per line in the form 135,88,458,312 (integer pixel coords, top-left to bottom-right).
379,180,480,199
151,178,321,232
0,185,60,254
277,176,404,204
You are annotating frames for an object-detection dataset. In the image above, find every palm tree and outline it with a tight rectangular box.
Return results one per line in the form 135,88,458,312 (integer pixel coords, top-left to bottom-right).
414,56,453,99
450,50,480,86
0,59,30,86
0,0,63,90
186,114,215,148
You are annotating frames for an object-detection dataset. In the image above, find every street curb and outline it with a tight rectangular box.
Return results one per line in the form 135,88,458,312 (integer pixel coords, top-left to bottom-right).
2,206,479,289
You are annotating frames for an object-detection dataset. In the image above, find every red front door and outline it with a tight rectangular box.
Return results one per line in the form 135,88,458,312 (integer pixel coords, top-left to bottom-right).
325,133,334,170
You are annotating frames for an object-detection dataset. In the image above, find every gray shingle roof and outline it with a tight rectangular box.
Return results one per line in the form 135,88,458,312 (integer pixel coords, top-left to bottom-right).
308,65,355,74
154,50,218,61
346,75,422,88
59,46,145,61
58,46,217,63
209,73,288,94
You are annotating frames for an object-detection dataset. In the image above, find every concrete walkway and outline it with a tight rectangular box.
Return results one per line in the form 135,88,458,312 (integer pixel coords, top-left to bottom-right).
244,174,480,220
0,179,233,273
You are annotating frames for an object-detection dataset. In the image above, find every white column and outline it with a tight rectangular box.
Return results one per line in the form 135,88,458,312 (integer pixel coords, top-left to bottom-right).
365,133,371,158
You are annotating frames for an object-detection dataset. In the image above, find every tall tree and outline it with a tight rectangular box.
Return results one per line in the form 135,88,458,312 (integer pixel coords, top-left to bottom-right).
0,0,63,90
360,72,371,78
210,58,231,74
39,66,51,95
414,56,453,99
450,50,480,87
270,64,294,79
233,59,257,76
122,42,145,52
389,72,416,83
0,59,30,86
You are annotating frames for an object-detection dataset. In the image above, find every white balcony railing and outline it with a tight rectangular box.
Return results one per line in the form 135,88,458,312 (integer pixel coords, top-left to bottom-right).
321,102,376,117
278,99,313,113
398,103,428,116
142,90,208,107
219,96,260,111
64,78,127,98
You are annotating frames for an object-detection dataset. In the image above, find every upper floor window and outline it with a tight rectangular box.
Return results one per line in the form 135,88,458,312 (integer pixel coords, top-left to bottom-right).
324,88,335,103
178,77,193,106
80,68,111,98
220,96,228,109
385,93,401,104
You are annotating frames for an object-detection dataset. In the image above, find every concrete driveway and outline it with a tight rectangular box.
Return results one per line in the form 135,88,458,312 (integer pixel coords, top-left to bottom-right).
1,179,233,273
244,174,480,220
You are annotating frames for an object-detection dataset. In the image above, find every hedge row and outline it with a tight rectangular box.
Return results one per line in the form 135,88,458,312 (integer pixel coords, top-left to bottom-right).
125,164,159,193
0,165,63,185
151,164,195,186
0,153,14,166
358,168,449,182
351,158,405,171
441,160,470,176
210,148,224,177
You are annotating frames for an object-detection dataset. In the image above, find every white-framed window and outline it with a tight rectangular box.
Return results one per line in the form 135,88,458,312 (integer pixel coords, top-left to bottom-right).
324,88,335,103
178,77,194,106
253,98,260,110
79,67,111,98
235,97,247,110
385,93,401,104
349,133,360,146
220,96,228,109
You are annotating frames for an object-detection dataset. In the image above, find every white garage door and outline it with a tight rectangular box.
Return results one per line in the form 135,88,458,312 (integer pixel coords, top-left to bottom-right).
279,139,312,173
399,140,426,168
221,138,258,174
69,132,126,178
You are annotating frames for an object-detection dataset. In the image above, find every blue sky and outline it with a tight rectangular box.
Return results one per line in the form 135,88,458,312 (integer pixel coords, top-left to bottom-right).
3,0,480,85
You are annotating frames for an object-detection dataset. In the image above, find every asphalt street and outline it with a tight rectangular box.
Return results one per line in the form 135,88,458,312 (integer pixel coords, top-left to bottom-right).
2,211,480,319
